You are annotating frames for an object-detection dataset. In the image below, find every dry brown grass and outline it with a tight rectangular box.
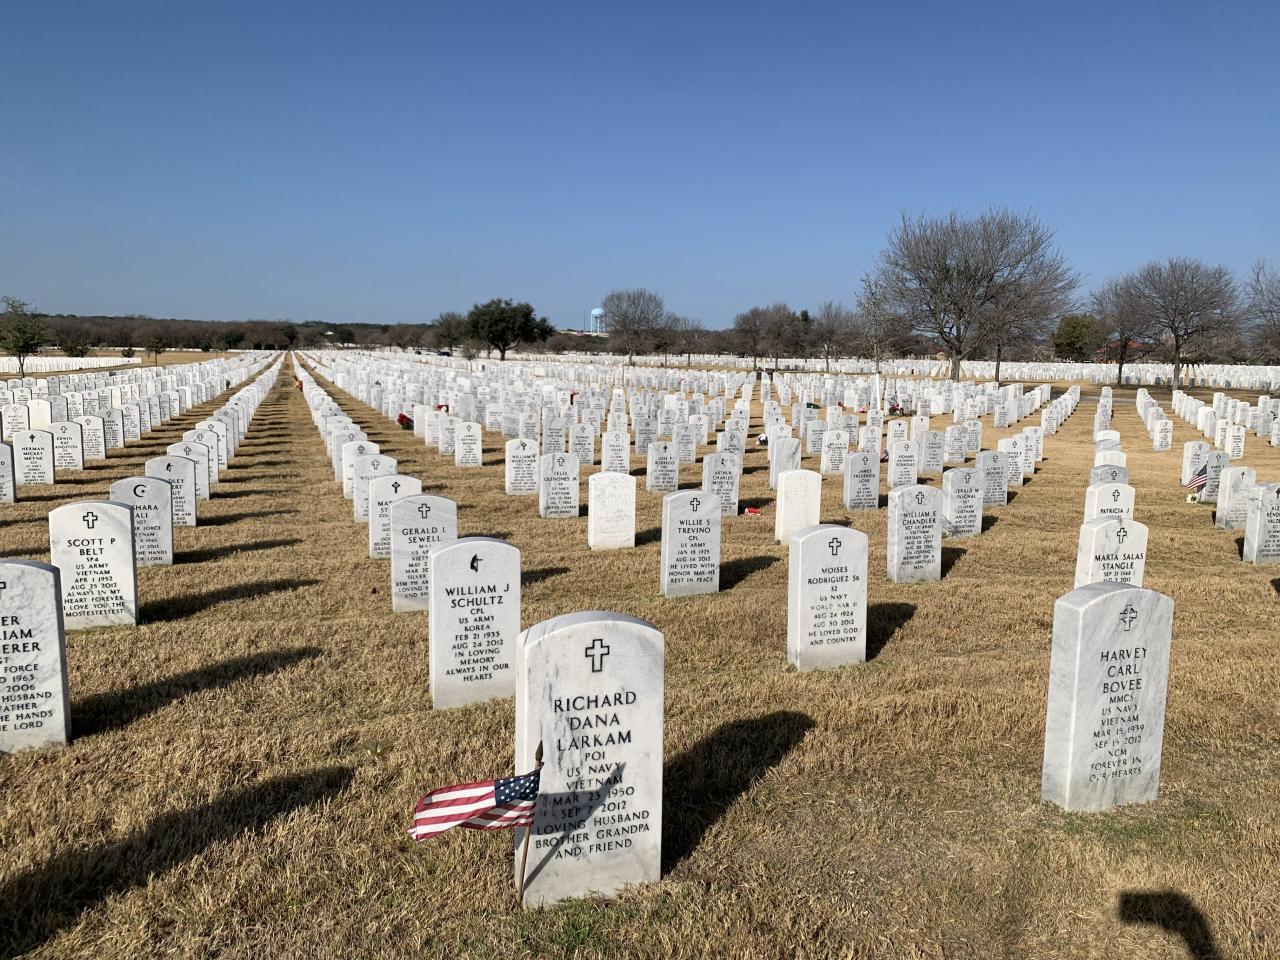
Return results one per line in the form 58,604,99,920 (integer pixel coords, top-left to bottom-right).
1,361,1277,959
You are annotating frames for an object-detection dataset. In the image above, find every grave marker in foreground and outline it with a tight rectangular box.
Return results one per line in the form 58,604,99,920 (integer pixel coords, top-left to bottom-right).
1041,582,1174,812
787,524,868,671
0,560,69,753
514,611,663,908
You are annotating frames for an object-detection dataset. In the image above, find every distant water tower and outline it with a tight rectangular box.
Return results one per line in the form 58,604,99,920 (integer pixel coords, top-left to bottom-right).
589,307,605,335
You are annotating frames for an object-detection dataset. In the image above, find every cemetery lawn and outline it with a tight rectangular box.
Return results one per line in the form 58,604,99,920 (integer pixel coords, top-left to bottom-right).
2,365,1277,959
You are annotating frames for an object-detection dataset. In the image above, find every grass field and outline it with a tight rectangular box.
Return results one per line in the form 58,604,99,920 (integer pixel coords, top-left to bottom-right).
1,357,1277,959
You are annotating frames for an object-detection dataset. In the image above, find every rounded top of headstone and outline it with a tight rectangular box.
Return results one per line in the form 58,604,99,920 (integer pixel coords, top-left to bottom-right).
0,557,59,576
428,535,515,559
789,523,866,547
1056,580,1172,616
520,610,660,643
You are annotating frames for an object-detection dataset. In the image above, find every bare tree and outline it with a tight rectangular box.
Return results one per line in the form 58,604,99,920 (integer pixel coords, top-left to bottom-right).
811,301,856,372
732,306,769,367
852,273,908,375
601,288,665,364
1246,260,1280,361
757,302,801,366
1129,257,1241,388
870,208,1076,380
982,239,1079,383
1090,276,1159,385
666,313,704,367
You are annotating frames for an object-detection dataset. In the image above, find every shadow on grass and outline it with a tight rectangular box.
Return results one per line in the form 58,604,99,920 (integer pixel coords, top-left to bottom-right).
981,514,1000,533
522,566,569,587
1005,490,1019,505
867,602,915,660
200,509,299,527
233,458,292,468
720,554,779,590
1272,577,1280,597
738,496,774,511
941,546,967,577
0,766,354,960
662,711,814,872
73,647,323,737
211,487,277,497
141,578,321,623
635,526,662,546
1117,890,1220,960
176,537,302,564
1234,536,1244,560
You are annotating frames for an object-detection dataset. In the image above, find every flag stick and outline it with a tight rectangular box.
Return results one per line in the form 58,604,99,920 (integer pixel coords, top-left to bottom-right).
516,741,544,907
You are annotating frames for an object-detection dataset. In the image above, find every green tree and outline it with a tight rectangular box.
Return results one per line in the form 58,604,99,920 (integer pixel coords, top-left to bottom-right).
144,332,167,365
427,311,468,351
0,297,47,376
59,337,90,358
466,299,553,360
1051,313,1107,361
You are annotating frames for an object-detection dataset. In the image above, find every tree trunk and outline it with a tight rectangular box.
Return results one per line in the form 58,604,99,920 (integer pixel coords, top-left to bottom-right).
1116,344,1128,386
825,349,831,373
498,345,507,361
1171,343,1182,389
993,343,1003,386
949,351,962,381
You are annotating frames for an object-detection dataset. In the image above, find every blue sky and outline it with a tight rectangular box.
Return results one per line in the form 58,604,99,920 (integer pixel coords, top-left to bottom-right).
2,0,1277,328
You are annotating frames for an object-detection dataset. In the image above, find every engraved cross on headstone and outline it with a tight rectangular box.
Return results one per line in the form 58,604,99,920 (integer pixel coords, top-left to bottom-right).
584,638,610,673
1119,604,1138,631
417,503,432,519
1116,525,1129,543
914,491,926,505
689,497,701,512
82,511,98,529
828,537,842,556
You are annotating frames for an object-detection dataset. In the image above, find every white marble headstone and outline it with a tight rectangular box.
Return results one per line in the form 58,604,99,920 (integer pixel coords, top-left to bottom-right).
428,537,521,709
1041,582,1173,812
48,500,137,628
514,611,663,908
108,477,173,567
588,473,636,550
660,490,720,597
0,560,69,752
887,485,943,583
787,524,868,671
390,495,459,612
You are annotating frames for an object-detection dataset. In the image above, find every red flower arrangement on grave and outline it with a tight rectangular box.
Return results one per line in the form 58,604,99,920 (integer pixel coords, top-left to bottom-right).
397,413,414,431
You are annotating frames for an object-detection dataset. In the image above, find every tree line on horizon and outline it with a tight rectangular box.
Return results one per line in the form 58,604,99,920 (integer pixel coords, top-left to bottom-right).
4,208,1278,385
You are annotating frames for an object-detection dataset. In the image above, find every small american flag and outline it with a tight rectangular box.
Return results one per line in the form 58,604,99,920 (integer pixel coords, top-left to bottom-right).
1184,464,1208,492
408,768,540,841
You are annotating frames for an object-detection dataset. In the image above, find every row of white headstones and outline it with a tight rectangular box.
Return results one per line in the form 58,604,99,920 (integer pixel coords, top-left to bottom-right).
0,357,270,500
0,356,284,760
290,355,1180,908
